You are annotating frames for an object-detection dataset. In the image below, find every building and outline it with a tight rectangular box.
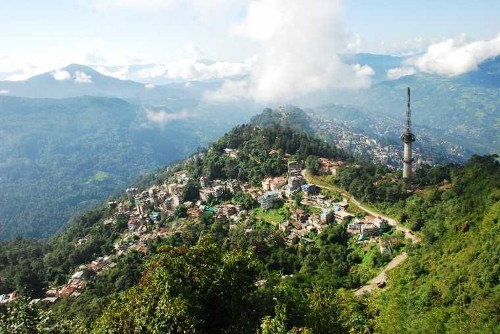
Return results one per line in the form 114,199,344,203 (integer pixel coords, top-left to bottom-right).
199,176,209,188
288,160,301,176
259,190,279,210
223,148,239,158
335,210,354,222
288,176,304,191
320,209,335,224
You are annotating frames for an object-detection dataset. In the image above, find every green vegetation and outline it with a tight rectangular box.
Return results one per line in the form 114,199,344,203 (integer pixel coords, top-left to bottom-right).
199,123,347,186
252,207,288,225
0,117,498,333
373,155,500,333
0,96,242,239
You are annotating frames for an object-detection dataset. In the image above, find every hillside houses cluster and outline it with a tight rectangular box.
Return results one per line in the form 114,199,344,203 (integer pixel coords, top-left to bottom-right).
311,118,436,169
3,153,391,306
347,215,390,241
280,198,355,246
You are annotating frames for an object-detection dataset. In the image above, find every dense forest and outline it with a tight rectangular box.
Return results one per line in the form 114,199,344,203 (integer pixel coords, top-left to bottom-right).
0,121,498,333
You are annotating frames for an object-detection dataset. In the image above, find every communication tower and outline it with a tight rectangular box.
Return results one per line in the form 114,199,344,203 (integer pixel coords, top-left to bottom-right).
401,87,416,182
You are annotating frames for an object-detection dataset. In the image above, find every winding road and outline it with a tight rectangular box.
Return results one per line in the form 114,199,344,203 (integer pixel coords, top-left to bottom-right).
301,170,420,295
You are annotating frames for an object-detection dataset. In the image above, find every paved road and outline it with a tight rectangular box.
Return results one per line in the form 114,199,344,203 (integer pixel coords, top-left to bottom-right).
301,169,420,295
349,197,420,243
301,169,419,243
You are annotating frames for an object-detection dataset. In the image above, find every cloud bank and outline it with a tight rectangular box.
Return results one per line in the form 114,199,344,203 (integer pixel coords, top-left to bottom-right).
409,34,500,76
52,69,71,81
207,0,374,103
386,67,416,80
75,71,93,83
143,108,191,128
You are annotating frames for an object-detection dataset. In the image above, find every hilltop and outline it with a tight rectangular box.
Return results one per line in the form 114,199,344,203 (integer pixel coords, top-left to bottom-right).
0,116,498,333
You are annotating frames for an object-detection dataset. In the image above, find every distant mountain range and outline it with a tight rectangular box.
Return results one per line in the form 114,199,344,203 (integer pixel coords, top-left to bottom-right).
329,56,500,155
0,54,498,239
0,94,253,239
0,64,220,104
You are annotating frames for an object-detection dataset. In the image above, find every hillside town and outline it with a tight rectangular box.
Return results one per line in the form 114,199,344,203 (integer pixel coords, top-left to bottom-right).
310,115,466,168
1,153,394,306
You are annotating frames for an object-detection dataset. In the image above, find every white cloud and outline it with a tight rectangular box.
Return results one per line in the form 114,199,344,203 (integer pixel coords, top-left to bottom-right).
346,34,362,53
409,34,500,76
97,0,175,12
353,64,375,78
135,44,254,82
0,89,10,95
95,66,130,80
376,37,428,56
95,0,243,14
74,71,93,83
204,80,249,102
143,108,191,128
144,83,155,89
386,67,417,80
209,0,374,103
52,69,71,81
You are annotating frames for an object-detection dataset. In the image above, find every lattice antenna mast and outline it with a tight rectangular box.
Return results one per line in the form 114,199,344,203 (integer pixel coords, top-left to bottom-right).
401,87,415,182
406,87,411,134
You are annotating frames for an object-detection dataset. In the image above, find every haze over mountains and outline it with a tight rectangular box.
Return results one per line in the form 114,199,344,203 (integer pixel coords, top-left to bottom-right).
0,53,498,239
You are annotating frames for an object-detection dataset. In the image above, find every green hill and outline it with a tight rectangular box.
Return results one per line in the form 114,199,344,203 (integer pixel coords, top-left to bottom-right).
0,96,241,239
0,116,498,333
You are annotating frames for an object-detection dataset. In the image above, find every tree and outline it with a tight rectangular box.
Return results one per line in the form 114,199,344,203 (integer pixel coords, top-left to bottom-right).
182,180,200,202
93,239,263,334
0,298,84,334
292,192,303,207
305,155,320,175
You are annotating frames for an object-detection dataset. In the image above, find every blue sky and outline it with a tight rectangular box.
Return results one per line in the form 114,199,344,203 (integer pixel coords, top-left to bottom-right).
0,0,499,91
344,0,499,51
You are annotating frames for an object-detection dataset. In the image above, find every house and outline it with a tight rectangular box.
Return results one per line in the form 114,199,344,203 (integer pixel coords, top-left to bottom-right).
150,211,161,222
199,188,212,202
301,184,320,196
318,158,346,176
320,209,335,224
288,176,304,191
223,148,239,158
288,160,301,176
262,177,272,191
259,190,279,210
270,176,287,190
361,223,379,237
174,170,190,184
286,233,299,245
334,210,354,222
213,185,224,199
279,221,292,232
199,176,209,188
172,194,183,208
300,237,314,245
71,271,84,280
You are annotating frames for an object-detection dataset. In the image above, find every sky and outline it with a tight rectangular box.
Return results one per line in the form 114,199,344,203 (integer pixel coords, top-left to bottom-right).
1,0,499,101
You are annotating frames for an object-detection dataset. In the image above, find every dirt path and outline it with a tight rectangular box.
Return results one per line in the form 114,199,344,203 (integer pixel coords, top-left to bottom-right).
301,169,420,295
354,252,408,296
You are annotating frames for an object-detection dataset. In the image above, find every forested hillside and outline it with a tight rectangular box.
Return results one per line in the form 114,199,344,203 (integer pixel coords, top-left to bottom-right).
0,95,243,239
373,155,500,333
0,120,498,333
